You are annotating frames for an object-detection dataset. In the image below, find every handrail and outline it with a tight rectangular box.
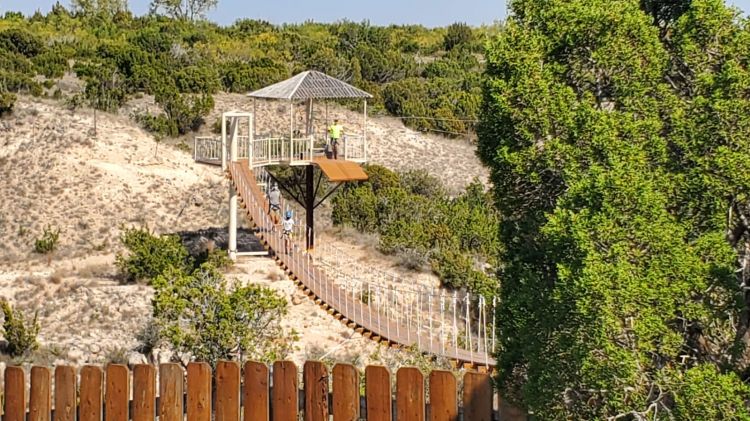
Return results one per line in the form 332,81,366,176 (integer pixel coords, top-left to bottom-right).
227,162,495,367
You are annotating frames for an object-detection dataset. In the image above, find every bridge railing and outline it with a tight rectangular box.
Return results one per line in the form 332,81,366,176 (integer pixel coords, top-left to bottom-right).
343,133,366,162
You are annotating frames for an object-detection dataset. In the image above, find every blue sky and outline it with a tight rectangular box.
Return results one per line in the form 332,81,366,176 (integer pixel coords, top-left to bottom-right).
1,0,749,27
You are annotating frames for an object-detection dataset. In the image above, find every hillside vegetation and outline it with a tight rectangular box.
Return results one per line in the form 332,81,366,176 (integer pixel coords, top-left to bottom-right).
0,5,493,138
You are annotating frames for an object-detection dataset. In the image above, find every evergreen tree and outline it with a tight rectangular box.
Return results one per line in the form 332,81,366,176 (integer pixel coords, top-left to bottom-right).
479,0,750,418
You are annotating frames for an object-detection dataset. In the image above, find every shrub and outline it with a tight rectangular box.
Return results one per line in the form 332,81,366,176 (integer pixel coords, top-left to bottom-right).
153,85,214,136
0,91,16,115
331,186,378,233
399,169,445,198
34,225,60,254
1,301,40,357
0,28,44,57
443,22,473,51
430,249,497,297
116,226,191,283
152,264,291,367
670,365,750,420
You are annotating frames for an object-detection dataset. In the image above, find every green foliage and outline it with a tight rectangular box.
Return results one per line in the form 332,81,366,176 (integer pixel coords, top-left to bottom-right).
333,165,500,295
150,0,218,21
116,226,191,283
1,301,40,357
33,225,60,254
152,264,290,367
0,28,44,57
443,22,473,51
479,0,750,418
0,91,16,115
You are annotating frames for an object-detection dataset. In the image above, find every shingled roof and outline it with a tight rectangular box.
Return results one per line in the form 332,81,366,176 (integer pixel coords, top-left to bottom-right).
247,70,372,100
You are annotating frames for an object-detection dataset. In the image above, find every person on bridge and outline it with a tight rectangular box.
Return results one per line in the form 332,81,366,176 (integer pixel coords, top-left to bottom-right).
282,210,295,255
267,183,281,228
327,119,343,160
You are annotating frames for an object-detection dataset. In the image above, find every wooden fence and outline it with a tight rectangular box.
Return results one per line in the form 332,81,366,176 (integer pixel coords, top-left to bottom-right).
1,361,526,421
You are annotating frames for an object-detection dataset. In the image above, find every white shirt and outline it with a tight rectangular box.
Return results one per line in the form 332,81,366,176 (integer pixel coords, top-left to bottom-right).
282,218,294,232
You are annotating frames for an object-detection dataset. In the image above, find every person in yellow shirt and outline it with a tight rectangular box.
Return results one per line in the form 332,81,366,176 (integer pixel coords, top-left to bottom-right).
327,119,343,160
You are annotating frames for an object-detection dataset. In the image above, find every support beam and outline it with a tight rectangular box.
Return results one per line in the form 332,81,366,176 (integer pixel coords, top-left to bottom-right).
306,164,315,250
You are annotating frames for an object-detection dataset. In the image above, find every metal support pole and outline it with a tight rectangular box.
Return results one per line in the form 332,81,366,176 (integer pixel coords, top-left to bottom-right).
305,165,315,250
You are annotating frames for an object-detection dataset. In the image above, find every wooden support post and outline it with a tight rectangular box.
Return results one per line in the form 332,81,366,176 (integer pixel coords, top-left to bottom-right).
306,164,315,250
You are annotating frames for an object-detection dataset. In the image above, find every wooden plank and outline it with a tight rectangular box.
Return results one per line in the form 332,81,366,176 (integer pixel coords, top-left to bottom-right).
365,366,391,421
105,365,129,421
396,367,424,421
4,366,26,421
187,362,211,421
80,366,103,421
159,364,184,421
216,361,240,421
132,365,156,421
303,361,329,421
332,364,359,421
243,361,269,421
54,366,77,421
30,366,52,421
463,372,492,421
271,361,298,421
428,371,457,421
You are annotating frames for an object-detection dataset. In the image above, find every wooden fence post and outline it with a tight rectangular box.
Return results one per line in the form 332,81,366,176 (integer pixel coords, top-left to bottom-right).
365,366,392,421
187,362,211,421
132,365,156,421
429,371,457,421
5,366,26,421
105,365,129,421
80,366,103,421
397,367,425,421
303,361,329,421
332,364,359,421
54,366,77,421
464,372,492,421
272,361,298,421
244,361,270,421
30,366,51,421
159,364,184,421
216,361,241,421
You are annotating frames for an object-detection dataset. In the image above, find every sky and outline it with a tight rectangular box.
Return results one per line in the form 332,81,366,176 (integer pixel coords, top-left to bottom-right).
0,0,748,27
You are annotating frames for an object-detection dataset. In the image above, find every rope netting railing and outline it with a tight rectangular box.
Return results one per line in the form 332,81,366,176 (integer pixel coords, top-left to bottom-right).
239,166,496,366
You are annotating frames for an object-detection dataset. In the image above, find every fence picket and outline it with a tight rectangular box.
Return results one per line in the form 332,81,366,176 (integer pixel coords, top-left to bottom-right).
5,366,26,421
463,372,492,421
397,367,424,421
54,366,76,421
272,361,298,421
303,361,329,421
132,365,156,421
30,366,51,421
187,362,211,421
105,365,129,421
80,366,103,421
244,361,270,421
216,361,241,421
159,364,184,421
332,364,359,421
429,371,457,421
365,366,392,421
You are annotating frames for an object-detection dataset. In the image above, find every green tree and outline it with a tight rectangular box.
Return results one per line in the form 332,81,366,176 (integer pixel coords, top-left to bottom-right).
443,22,472,51
149,0,218,21
152,264,290,367
479,0,750,418
71,0,129,18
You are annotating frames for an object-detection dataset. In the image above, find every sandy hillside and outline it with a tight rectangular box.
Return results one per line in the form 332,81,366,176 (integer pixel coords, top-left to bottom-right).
0,94,478,369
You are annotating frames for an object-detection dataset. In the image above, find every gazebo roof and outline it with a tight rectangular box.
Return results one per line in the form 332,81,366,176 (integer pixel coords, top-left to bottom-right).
247,70,372,100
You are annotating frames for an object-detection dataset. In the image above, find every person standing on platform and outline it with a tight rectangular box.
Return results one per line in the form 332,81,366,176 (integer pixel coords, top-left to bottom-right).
327,119,343,160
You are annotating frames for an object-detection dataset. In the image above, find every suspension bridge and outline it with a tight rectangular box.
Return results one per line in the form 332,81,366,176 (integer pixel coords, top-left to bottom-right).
198,71,497,369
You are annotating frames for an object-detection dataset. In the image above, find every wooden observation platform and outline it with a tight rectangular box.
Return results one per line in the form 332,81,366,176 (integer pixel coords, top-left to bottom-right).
194,71,496,369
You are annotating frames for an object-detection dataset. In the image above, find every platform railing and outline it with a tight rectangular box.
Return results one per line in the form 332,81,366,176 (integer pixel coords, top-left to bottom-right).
194,136,223,163
343,134,366,162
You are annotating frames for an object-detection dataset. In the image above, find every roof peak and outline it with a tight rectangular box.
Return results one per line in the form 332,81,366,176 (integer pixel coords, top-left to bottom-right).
248,70,372,100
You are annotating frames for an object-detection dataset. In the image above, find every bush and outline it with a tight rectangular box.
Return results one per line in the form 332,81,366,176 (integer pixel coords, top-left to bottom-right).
400,169,445,198
153,85,214,136
0,91,16,115
116,226,191,283
443,22,473,51
0,28,44,57
34,225,60,254
1,301,40,357
152,264,291,367
670,365,750,420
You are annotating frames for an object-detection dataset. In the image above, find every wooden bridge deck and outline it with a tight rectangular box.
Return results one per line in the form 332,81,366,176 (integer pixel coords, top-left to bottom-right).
228,161,495,368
